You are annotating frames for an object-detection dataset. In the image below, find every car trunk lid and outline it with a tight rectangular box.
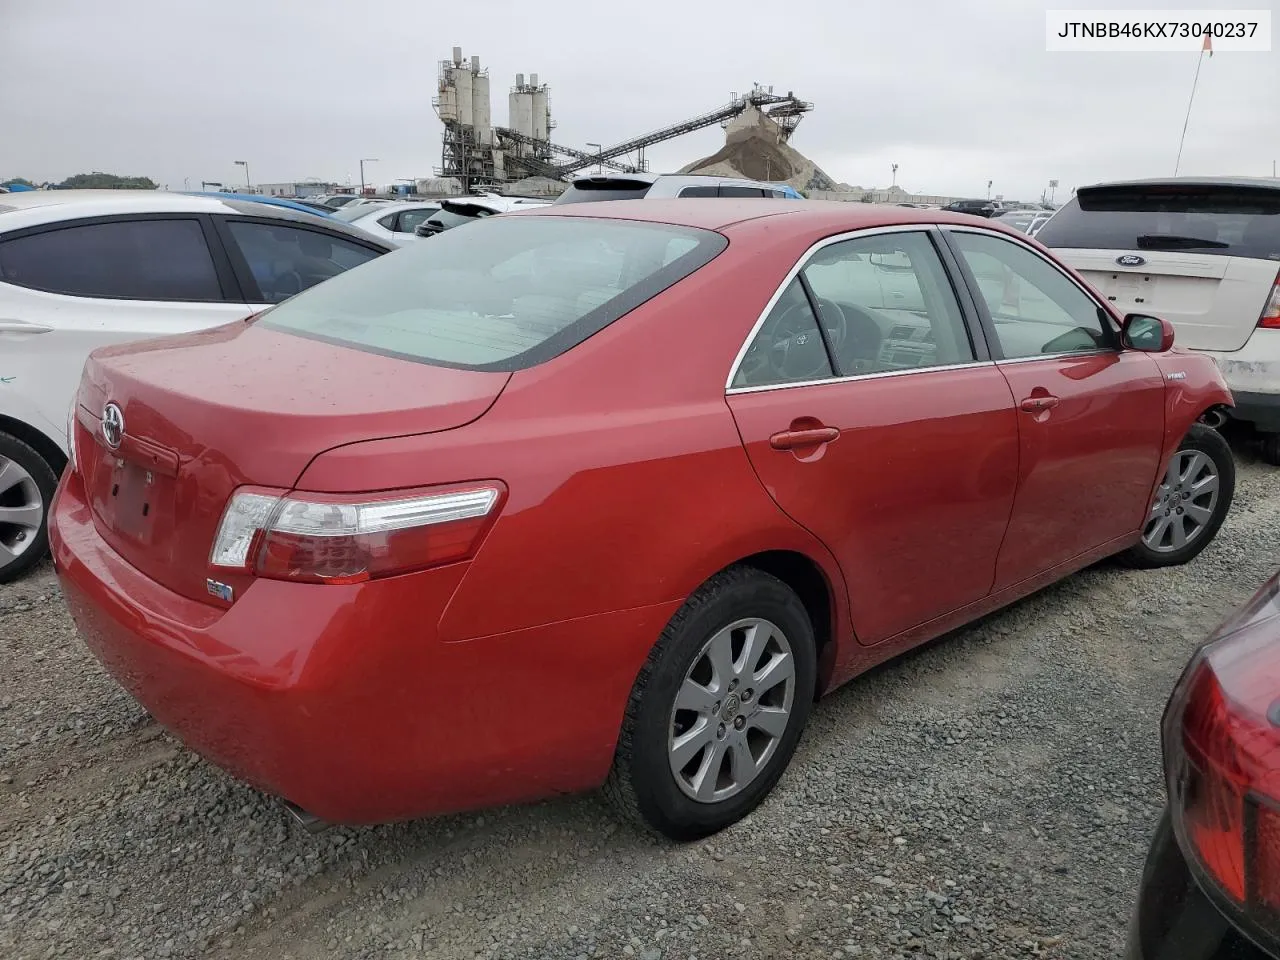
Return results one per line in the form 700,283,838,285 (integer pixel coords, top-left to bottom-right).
75,321,510,603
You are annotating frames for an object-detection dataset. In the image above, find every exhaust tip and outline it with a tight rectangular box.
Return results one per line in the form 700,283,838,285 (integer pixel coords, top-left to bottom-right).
283,801,330,834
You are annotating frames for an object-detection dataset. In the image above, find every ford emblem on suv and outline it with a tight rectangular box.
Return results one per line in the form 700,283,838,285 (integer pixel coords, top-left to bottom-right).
1116,254,1146,267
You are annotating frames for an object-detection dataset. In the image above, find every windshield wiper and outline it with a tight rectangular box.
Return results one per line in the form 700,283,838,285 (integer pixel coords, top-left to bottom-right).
1136,234,1230,250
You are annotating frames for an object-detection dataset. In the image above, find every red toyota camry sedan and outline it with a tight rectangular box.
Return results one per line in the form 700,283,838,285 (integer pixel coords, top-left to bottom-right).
50,200,1236,840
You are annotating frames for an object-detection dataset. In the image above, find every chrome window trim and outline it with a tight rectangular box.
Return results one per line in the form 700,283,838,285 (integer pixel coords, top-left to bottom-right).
726,359,995,396
996,349,1115,365
723,224,959,392
939,224,1123,336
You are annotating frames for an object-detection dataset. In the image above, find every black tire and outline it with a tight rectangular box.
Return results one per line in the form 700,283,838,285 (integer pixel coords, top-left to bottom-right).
1118,423,1235,569
0,432,59,584
1261,432,1280,467
604,566,817,841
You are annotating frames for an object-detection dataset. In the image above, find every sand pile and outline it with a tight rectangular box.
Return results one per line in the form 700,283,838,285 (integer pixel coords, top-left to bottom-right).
679,104,839,194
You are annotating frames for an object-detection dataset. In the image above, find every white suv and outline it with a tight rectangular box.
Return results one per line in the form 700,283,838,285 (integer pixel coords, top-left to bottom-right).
1038,177,1280,463
0,190,393,581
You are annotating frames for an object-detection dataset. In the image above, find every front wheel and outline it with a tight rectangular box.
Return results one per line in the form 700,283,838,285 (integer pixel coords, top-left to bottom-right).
0,432,59,584
1119,424,1235,569
604,567,817,841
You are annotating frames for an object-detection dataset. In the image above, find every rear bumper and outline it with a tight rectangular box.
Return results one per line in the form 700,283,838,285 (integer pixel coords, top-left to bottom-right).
49,470,675,824
1128,808,1270,960
1200,329,1280,431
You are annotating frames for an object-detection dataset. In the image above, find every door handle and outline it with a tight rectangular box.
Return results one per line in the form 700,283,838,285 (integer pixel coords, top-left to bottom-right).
0,320,54,335
1019,395,1061,412
769,426,841,450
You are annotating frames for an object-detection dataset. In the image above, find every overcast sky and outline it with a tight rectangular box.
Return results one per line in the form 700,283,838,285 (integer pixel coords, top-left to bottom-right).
2,0,1277,201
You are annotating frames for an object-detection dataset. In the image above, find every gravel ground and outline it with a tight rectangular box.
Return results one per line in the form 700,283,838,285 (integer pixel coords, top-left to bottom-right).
2,445,1277,960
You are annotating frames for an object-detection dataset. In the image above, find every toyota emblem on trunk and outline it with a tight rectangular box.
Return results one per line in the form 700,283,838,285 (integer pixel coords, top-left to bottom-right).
101,403,124,449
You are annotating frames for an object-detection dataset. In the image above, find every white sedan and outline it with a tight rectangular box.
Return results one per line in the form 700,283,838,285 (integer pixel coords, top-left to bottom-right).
343,201,443,247
0,190,394,582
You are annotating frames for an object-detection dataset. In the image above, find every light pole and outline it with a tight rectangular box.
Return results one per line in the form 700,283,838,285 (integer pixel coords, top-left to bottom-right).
891,163,898,189
233,160,250,193
987,179,993,199
359,158,379,195
586,143,602,174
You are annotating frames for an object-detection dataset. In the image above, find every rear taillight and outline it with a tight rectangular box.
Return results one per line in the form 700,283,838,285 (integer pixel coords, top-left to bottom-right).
209,482,505,585
1259,272,1280,330
1164,573,1280,934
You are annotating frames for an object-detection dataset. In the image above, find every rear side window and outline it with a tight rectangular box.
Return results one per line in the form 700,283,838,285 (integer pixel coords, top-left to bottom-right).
0,218,222,301
553,180,653,204
719,186,768,198
1037,186,1280,261
224,220,381,304
260,216,727,371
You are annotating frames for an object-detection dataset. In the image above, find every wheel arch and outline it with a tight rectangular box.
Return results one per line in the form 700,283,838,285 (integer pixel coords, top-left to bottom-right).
710,548,847,699
0,414,67,476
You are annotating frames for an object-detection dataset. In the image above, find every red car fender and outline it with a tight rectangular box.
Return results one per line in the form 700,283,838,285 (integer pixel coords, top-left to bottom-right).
1152,350,1234,465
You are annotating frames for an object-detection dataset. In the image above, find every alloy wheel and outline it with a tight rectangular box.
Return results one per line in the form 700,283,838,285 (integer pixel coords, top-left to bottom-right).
1143,449,1220,553
0,454,44,569
668,617,796,804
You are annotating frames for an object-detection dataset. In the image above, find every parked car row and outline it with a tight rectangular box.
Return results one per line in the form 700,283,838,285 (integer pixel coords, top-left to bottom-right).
2,177,1276,958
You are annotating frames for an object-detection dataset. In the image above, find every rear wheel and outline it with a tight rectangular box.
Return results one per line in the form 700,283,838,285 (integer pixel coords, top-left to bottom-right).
0,432,58,584
604,567,816,841
1119,424,1235,569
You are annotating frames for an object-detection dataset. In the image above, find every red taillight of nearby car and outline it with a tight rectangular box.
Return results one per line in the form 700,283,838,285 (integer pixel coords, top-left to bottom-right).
209,482,506,585
1259,272,1280,330
1162,573,1280,931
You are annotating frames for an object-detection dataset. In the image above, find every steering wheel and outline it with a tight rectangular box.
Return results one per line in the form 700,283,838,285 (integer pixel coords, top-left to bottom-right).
274,269,304,299
760,300,844,381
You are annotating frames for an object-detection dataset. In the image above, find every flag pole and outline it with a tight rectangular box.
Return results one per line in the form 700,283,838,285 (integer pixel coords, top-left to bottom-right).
1175,35,1212,175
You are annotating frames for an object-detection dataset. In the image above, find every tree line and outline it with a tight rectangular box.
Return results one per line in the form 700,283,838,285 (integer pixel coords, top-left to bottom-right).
2,172,158,190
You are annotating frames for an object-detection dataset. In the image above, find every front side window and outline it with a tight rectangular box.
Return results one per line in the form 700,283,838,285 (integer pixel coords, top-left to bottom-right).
949,231,1114,359
801,231,975,375
260,216,726,370
0,218,222,301
224,221,381,303
719,186,767,198
678,186,719,198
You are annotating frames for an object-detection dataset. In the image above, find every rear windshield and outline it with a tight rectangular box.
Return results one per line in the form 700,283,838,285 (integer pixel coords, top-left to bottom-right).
260,215,727,371
1036,185,1280,261
553,180,654,204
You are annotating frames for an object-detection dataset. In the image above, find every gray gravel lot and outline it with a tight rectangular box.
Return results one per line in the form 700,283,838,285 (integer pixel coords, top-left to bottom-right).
2,447,1277,960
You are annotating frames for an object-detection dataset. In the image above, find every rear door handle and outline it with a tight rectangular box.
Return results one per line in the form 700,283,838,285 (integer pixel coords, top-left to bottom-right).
1019,395,1061,412
769,426,841,450
0,319,54,335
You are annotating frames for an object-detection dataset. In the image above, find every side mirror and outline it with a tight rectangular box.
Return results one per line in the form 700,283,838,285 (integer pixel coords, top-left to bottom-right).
1122,313,1175,352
